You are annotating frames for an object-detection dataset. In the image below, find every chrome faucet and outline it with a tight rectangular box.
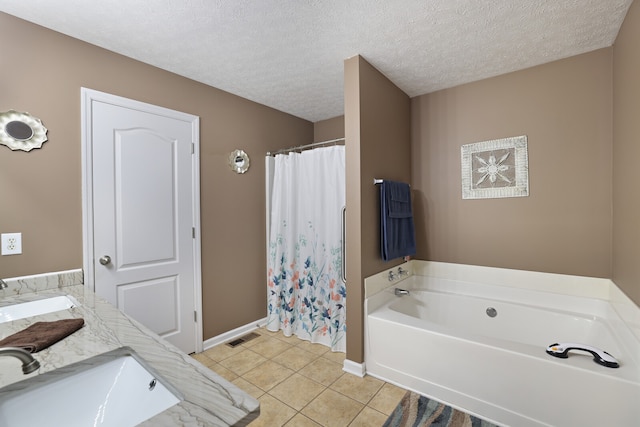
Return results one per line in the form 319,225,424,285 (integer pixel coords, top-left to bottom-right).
394,288,410,296
0,347,40,374
0,279,7,289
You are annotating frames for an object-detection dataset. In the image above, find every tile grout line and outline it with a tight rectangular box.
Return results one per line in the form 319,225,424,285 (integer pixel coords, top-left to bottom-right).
198,328,403,426
259,353,387,426
256,337,346,425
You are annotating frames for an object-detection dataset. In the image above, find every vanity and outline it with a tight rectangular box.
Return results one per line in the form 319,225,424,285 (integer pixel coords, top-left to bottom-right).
0,270,259,426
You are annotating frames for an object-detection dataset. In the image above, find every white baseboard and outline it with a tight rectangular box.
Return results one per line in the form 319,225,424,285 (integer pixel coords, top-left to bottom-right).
203,317,267,350
343,359,366,377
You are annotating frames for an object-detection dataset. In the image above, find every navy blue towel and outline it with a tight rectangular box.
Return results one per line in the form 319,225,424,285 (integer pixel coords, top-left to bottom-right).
380,180,416,261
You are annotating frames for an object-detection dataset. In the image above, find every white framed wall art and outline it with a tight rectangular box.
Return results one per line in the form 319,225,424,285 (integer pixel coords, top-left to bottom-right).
461,135,529,200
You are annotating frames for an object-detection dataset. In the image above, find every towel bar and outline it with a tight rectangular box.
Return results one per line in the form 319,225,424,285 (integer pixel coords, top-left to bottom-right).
374,178,410,187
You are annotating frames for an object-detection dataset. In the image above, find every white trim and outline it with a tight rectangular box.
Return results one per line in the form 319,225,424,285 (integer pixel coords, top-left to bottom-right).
81,88,95,292
80,87,203,353
190,115,203,353
203,318,267,350
342,359,366,377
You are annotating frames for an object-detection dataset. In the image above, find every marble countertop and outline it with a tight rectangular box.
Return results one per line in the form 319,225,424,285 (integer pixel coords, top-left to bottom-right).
0,281,259,426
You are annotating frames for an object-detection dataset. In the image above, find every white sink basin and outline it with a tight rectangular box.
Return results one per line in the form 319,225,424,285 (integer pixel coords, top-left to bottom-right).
0,347,182,427
0,295,80,323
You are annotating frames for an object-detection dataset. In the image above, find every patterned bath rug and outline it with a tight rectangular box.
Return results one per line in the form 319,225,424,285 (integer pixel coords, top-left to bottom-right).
383,391,500,427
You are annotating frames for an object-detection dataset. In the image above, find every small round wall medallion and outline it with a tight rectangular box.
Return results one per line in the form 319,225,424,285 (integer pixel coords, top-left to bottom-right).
229,149,250,174
0,110,48,152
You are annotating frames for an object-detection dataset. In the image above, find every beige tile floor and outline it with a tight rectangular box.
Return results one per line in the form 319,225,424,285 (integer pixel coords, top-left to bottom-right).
191,328,408,426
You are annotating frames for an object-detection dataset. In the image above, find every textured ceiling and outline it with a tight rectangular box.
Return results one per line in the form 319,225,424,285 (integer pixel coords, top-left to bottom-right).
0,0,633,122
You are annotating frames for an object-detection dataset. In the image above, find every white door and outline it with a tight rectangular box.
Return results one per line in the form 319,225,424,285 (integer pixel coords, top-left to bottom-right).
81,88,202,354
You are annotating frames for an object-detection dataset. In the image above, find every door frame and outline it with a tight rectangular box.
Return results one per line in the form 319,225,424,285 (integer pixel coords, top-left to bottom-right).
80,87,203,353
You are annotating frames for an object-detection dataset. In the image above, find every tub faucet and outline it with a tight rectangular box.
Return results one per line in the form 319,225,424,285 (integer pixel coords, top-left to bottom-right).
0,347,41,374
0,279,7,289
394,288,410,296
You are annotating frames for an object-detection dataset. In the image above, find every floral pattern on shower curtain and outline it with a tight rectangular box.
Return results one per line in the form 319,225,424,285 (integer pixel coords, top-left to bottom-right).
267,145,346,352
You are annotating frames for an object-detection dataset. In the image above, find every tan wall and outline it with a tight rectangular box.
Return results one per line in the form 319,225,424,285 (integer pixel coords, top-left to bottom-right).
314,116,345,142
613,0,640,305
344,56,411,363
411,49,613,279
0,13,313,340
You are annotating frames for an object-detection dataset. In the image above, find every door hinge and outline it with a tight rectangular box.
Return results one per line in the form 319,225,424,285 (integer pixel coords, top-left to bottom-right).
192,227,196,238
194,311,197,322
191,143,195,154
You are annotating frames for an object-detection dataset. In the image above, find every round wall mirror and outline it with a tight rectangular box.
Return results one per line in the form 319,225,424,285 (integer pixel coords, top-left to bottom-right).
229,149,250,173
0,110,48,151
6,121,34,141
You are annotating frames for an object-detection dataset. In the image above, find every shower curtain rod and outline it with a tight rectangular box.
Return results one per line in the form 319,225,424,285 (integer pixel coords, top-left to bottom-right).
266,137,345,156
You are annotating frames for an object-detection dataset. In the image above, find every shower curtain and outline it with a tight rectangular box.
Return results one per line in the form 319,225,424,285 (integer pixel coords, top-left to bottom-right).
266,145,346,352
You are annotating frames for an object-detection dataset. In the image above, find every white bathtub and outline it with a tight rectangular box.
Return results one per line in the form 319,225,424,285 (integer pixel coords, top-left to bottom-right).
365,273,640,427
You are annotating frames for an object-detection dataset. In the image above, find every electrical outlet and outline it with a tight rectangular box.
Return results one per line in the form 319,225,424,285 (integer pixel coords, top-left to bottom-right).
1,233,22,255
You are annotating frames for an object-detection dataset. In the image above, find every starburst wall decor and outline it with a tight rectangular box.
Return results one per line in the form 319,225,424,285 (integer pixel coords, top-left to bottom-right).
461,135,529,199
